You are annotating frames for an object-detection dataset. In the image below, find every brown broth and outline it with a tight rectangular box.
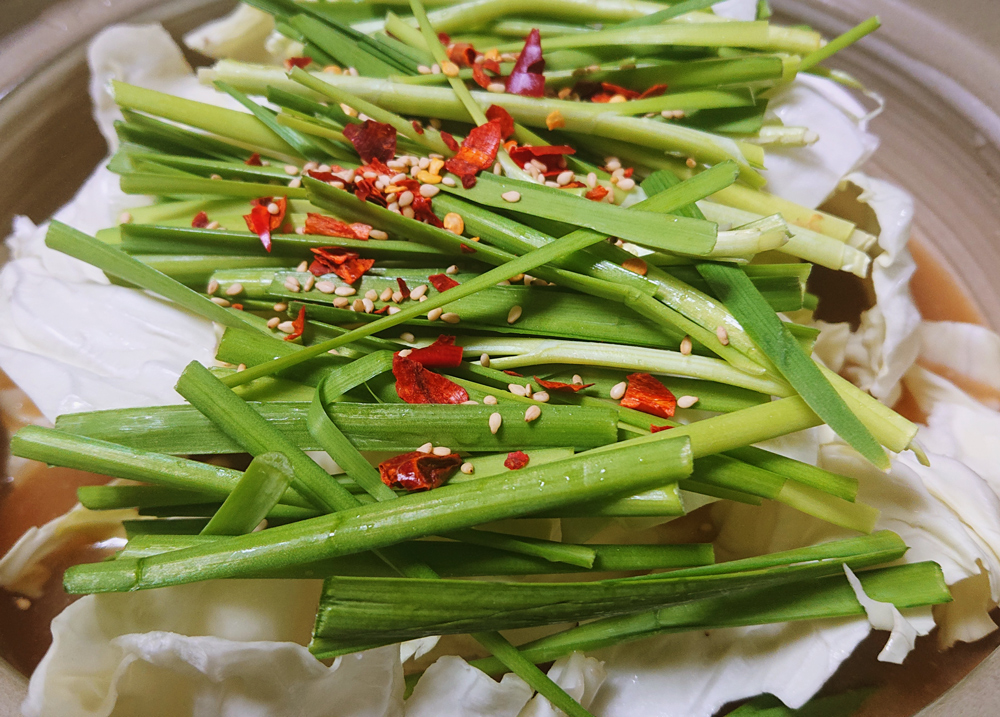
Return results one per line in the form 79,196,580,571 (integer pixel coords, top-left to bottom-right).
0,236,998,714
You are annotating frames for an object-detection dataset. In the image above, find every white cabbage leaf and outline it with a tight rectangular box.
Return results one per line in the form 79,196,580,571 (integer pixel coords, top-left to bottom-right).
710,0,758,21
183,5,277,64
762,75,879,208
842,566,933,664
404,656,532,717
517,652,606,717
23,579,406,717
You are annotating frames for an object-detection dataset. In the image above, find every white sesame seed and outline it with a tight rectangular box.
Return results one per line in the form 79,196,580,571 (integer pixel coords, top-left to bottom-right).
365,289,378,301
210,174,222,180
211,297,231,307
611,168,626,181
507,305,522,324
494,163,503,175
295,226,306,235
237,363,247,373
680,336,693,356
480,353,491,368
380,287,394,302
497,280,511,286
545,181,560,188
432,445,452,456
716,326,729,346
207,221,221,230
532,391,550,403
508,383,527,397
529,159,547,172
392,291,404,303
427,307,443,321
225,282,243,296
297,260,309,272
556,170,574,186
334,286,356,297
610,381,628,400
572,374,584,385
441,312,460,323
119,211,132,224
617,177,636,191
420,184,440,198
284,278,301,293
487,82,506,93
267,316,280,329
418,157,431,169
388,203,401,214
284,164,299,175
524,383,533,395
431,63,441,74
441,176,456,187
277,320,295,333
401,332,415,343
484,395,498,405
387,306,401,314
317,281,337,294
398,348,413,357
417,442,433,453
403,207,416,219
489,412,503,434
363,171,378,180
287,177,302,188
446,264,459,275
677,395,699,409
398,190,414,208
362,298,375,313
207,279,219,295
410,284,428,300
333,297,350,308
273,302,288,312
524,405,541,422
302,275,315,292
586,172,597,188
267,202,280,214
418,65,432,74
461,462,475,475
419,295,427,302
605,158,621,171
369,229,388,240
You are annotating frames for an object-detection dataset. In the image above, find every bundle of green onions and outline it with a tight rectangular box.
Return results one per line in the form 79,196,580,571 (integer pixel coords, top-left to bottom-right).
13,2,952,715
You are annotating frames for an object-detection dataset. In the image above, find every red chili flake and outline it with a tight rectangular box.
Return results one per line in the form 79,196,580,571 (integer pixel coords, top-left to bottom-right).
412,120,425,135
508,144,576,173
504,451,530,470
441,132,460,152
231,304,244,311
502,369,523,377
308,246,375,284
372,306,390,314
505,29,545,97
459,243,477,254
396,277,411,299
304,213,372,240
284,305,307,342
428,273,460,292
245,152,263,166
622,167,634,179
563,181,586,188
411,195,444,227
600,82,640,100
620,373,677,420
485,105,515,139
343,120,397,163
589,92,615,104
405,335,463,368
284,56,314,70
448,42,478,67
638,83,669,99
191,211,210,228
443,120,503,188
533,376,595,393
378,450,462,491
437,32,451,45
243,196,286,252
584,185,609,202
650,424,673,433
392,354,470,404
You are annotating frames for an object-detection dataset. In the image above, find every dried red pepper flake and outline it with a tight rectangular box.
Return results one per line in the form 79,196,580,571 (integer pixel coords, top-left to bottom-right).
284,56,313,70
448,42,478,67
441,131,460,152
409,195,443,227
372,306,390,314
309,246,375,284
505,28,545,97
304,213,372,240
485,105,515,139
191,211,210,228
231,303,244,311
437,32,451,45
600,82,640,100
502,369,523,377
428,273,460,292
392,354,469,404
650,424,673,433
443,120,503,188
353,177,386,206
622,167,634,179
343,120,397,163
504,451,531,470
284,305,307,342
638,83,669,99
244,204,274,252
379,450,462,491
563,181,586,189
459,243,477,254
396,277,411,299
533,376,595,393
584,185,609,202
508,144,576,173
412,120,425,135
405,335,463,368
620,373,677,419
244,152,263,166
